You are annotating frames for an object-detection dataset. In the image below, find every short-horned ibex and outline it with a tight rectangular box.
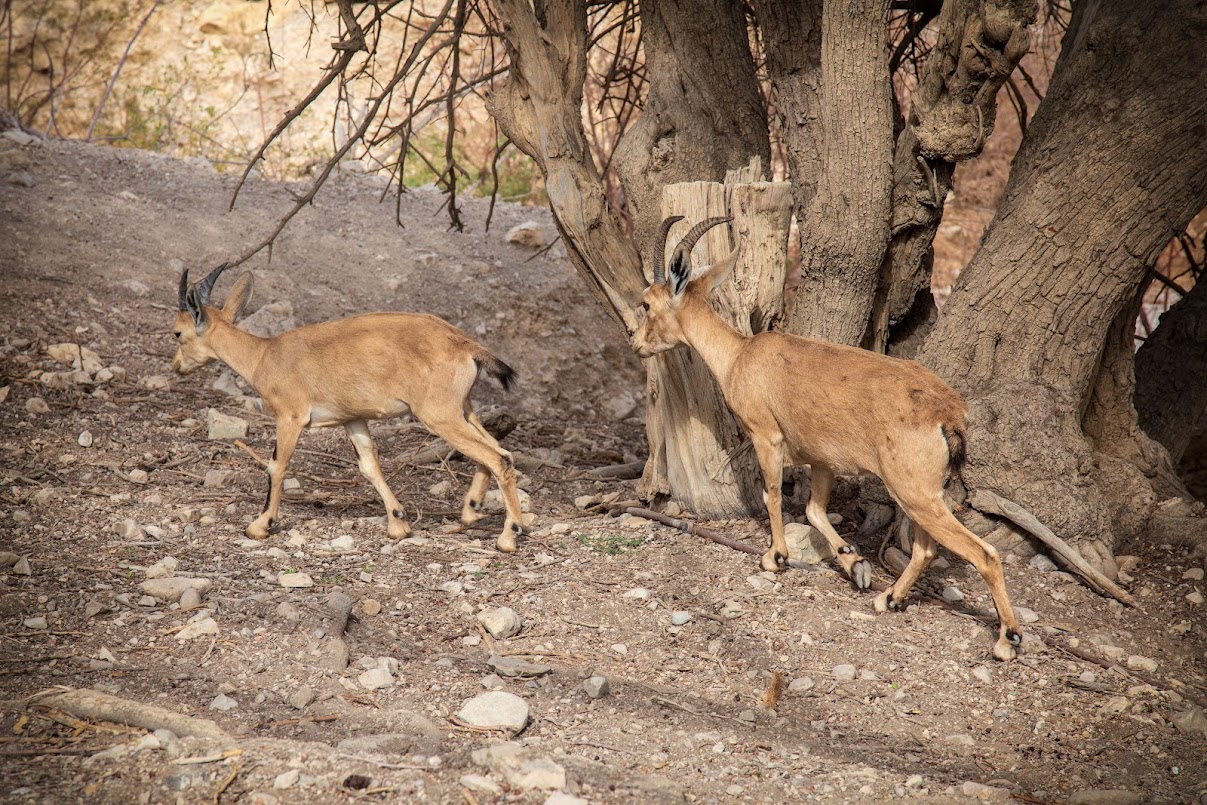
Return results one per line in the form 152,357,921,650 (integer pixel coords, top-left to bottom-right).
631,217,1021,660
171,263,528,554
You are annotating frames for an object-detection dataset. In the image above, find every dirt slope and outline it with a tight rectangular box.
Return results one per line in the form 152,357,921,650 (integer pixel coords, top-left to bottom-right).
0,135,1205,805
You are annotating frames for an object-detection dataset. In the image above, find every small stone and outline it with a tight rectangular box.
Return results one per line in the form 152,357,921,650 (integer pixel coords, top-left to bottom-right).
25,397,49,414
429,479,453,497
23,616,48,630
140,578,213,603
455,691,529,732
116,519,143,539
945,734,976,747
832,664,857,683
670,610,693,626
358,667,394,690
127,469,149,485
480,674,506,691
279,572,314,588
905,774,924,789
583,676,610,699
282,478,301,492
746,574,776,592
783,523,835,564
360,598,382,616
726,785,745,796
622,587,651,600
141,374,171,391
611,643,628,655
1187,591,1204,606
459,774,502,795
329,534,356,551
972,665,993,684
488,654,552,678
1183,567,1205,581
209,693,237,711
176,617,220,641
1126,655,1158,673
1016,606,1040,624
288,686,315,710
942,586,965,602
144,557,178,579
13,556,32,576
206,409,248,440
439,581,464,595
477,607,522,639
203,469,229,489
545,793,589,805
179,588,203,610
78,430,94,447
505,221,546,248
1171,706,1207,739
1029,554,1057,573
788,676,814,693
273,769,300,790
961,781,1012,800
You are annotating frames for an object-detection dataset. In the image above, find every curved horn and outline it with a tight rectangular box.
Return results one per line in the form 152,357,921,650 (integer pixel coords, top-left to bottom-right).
178,267,191,311
673,216,732,268
195,262,230,305
652,215,684,285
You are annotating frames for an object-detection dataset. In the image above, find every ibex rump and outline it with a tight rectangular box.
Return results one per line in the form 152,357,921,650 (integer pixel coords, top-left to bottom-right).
632,217,1022,660
171,264,527,553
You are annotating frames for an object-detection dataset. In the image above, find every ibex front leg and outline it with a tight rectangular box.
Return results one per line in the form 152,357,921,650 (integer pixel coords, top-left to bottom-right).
247,415,305,539
345,420,411,539
752,434,790,572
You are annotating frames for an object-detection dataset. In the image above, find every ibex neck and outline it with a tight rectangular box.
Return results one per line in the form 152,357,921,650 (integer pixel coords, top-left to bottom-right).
206,317,269,386
679,293,746,384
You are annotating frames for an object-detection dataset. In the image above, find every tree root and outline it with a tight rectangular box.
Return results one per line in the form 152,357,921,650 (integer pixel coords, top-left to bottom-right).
969,489,1135,607
2,687,230,740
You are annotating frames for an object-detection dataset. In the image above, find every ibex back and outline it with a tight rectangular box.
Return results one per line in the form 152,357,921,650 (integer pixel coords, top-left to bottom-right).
631,217,1021,661
171,264,527,553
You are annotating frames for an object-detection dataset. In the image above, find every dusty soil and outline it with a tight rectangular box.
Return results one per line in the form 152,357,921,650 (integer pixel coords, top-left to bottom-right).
1,136,1206,805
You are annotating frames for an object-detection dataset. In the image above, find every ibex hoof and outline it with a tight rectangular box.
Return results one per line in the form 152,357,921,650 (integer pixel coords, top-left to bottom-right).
246,520,271,540
760,551,787,573
851,559,873,591
387,518,411,539
496,533,517,554
873,590,892,613
992,637,1017,662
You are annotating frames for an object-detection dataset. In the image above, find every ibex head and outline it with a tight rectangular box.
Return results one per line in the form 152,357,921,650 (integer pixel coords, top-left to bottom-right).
631,216,742,358
172,263,254,374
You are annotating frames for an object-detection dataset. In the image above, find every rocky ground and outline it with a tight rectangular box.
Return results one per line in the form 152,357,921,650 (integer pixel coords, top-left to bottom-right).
1,134,1206,805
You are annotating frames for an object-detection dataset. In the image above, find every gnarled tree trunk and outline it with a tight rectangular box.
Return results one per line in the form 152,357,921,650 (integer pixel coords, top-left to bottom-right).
917,0,1207,569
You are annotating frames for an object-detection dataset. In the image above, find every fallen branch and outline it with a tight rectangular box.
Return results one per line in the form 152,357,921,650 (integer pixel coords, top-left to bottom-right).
622,507,761,556
7,688,229,740
969,490,1135,606
586,460,646,480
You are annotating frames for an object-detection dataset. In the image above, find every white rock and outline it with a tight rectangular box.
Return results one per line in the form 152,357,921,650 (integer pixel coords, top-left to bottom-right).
358,667,394,690
1183,567,1205,581
329,534,356,551
942,586,965,602
459,774,502,795
972,665,993,684
1016,606,1040,624
206,409,248,441
832,664,857,683
1029,554,1057,572
1126,655,1158,673
622,587,651,600
176,617,220,640
545,793,589,805
671,610,693,626
13,556,31,575
115,519,144,539
140,577,212,603
1171,706,1207,739
788,676,814,693
961,780,1012,800
611,643,628,655
273,769,300,790
483,487,530,513
23,616,48,630
1187,591,1204,606
784,523,835,564
77,430,94,447
275,570,314,589
905,774,924,789
25,397,49,414
583,676,610,699
505,221,546,249
477,607,522,639
455,692,529,732
179,588,203,610
209,693,237,711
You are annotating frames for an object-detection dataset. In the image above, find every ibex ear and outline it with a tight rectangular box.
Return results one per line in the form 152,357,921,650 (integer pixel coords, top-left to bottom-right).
185,286,207,332
222,272,254,321
667,247,692,298
702,238,744,293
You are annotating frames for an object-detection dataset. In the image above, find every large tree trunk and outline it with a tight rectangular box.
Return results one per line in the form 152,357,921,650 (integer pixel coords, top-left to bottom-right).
917,0,1207,567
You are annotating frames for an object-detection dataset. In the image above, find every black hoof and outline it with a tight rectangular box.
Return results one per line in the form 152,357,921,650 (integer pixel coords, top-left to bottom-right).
775,551,788,568
838,545,855,555
392,508,404,519
511,522,523,535
1006,628,1022,646
888,597,905,612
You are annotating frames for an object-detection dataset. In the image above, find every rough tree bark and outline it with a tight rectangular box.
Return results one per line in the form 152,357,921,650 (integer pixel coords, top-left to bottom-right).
917,0,1207,568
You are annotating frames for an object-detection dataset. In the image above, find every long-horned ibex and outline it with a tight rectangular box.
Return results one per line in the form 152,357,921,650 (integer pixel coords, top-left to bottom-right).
171,263,528,554
631,217,1022,660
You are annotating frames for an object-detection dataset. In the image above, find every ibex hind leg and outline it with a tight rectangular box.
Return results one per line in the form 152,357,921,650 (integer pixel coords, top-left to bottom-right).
805,466,873,589
459,405,494,525
874,524,936,613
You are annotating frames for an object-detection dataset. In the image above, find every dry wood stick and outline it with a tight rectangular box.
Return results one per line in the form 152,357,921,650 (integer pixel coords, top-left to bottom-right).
6,688,230,740
622,507,761,556
969,490,1135,606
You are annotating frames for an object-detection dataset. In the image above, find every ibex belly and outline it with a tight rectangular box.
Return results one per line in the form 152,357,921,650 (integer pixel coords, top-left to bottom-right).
308,400,412,428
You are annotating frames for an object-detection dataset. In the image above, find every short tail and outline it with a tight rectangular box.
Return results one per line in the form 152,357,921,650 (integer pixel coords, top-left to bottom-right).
942,423,967,482
475,350,516,392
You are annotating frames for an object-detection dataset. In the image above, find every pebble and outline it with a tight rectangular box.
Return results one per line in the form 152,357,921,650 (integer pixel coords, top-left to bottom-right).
583,675,610,699
789,676,814,693
622,587,651,600
288,686,315,710
1029,554,1057,572
480,674,506,691
942,586,965,602
273,770,300,790
611,643,628,655
116,519,144,539
358,667,394,690
945,734,976,747
488,654,551,678
207,409,248,440
209,693,237,711
77,430,93,447
1183,567,1205,581
455,692,529,732
1126,655,1158,673
127,469,149,484
961,781,1011,800
972,665,993,684
13,556,31,576
202,470,229,489
545,793,589,805
783,523,835,563
25,397,49,414
1187,591,1204,606
905,774,924,789
459,774,501,795
1016,606,1040,624
23,616,48,630
141,578,212,603
477,607,522,639
439,581,464,595
360,598,381,616
1172,706,1207,739
832,664,857,683
279,572,314,588
746,574,776,592
671,611,693,626
176,617,219,641
329,534,356,551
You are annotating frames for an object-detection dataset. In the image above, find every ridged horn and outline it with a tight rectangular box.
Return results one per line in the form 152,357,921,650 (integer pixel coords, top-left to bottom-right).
178,267,191,311
195,262,230,305
652,215,684,285
671,216,732,271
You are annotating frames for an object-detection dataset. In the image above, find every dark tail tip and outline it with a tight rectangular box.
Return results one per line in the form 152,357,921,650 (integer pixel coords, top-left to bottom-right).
480,354,516,392
943,424,967,481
